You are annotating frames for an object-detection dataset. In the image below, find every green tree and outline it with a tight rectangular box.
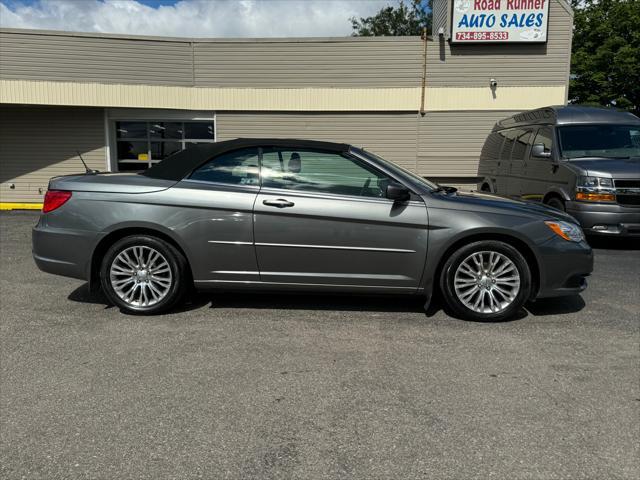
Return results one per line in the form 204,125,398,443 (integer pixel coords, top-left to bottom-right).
570,0,640,114
351,0,432,36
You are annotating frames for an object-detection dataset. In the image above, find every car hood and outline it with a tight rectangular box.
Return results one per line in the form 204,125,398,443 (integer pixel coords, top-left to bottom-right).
567,157,640,178
49,172,177,194
430,190,578,223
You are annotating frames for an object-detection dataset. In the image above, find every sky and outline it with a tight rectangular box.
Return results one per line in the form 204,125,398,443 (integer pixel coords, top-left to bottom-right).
0,0,401,37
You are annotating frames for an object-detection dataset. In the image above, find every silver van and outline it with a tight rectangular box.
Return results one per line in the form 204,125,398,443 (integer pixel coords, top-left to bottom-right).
477,106,640,236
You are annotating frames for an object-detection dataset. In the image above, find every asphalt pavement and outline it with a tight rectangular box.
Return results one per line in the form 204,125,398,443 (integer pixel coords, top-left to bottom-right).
1,211,638,479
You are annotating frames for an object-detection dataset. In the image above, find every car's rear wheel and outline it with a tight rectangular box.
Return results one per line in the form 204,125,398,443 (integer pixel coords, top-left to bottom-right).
100,235,188,315
440,240,531,321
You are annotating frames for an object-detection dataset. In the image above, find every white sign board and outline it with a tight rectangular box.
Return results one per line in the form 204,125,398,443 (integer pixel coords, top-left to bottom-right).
451,0,550,43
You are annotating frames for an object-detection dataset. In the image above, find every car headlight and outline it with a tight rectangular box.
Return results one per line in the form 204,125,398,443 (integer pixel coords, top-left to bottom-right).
545,220,585,242
575,176,615,202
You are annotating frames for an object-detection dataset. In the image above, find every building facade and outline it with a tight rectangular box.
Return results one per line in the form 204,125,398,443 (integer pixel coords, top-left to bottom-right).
0,0,573,208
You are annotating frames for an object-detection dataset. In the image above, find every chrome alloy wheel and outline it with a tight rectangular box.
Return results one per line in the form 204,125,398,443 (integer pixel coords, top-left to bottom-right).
109,246,172,307
453,251,521,314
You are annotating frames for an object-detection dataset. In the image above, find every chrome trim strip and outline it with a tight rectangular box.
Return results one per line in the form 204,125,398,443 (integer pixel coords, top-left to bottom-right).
259,272,412,280
194,279,416,290
254,242,416,253
208,240,254,245
211,270,259,275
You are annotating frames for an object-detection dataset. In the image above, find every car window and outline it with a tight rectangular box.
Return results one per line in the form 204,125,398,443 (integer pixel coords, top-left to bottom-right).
261,148,391,198
189,147,260,186
532,128,553,157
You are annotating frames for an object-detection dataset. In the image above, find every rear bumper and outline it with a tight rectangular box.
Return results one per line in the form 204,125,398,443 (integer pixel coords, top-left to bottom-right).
566,201,640,236
535,237,594,299
32,222,96,281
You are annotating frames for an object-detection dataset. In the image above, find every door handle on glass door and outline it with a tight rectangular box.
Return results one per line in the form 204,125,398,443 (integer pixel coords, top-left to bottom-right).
263,199,295,208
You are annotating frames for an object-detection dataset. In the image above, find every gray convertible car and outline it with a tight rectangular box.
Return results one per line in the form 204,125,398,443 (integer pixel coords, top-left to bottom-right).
33,138,593,320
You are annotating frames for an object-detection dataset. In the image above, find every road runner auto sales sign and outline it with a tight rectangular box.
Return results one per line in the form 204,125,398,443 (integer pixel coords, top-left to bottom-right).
451,0,550,43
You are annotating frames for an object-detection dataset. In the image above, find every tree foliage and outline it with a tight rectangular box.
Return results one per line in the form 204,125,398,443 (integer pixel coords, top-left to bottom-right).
570,0,640,114
350,0,432,36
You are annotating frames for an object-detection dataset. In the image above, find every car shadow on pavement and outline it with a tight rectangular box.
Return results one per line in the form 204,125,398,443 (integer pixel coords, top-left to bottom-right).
525,295,586,316
67,283,211,314
587,236,640,250
68,284,586,320
207,292,427,313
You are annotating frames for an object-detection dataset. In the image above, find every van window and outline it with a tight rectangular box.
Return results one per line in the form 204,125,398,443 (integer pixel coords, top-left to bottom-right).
481,132,505,161
558,124,640,159
500,129,525,160
499,130,514,159
511,129,533,161
532,128,553,153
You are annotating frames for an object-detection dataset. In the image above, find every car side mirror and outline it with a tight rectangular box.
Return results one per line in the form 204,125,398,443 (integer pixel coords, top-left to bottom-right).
531,143,552,159
386,181,410,202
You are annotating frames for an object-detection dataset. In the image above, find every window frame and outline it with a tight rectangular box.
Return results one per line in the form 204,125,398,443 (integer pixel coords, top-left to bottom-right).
112,119,216,171
182,146,414,201
530,126,555,160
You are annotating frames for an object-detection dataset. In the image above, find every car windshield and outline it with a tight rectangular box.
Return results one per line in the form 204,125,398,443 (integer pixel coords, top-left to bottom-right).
351,147,438,191
558,124,640,159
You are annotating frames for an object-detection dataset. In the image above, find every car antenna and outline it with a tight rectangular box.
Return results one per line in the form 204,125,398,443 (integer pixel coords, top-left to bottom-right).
77,150,99,174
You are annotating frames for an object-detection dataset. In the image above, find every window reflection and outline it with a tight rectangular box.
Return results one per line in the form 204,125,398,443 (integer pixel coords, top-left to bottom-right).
115,120,215,171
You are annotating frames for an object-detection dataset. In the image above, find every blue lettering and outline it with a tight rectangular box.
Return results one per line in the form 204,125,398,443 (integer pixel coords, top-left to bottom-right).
500,13,508,28
486,14,496,28
535,13,544,27
507,14,520,28
457,14,469,28
525,13,535,27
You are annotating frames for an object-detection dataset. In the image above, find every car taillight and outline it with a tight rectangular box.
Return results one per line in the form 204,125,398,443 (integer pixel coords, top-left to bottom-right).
42,190,72,213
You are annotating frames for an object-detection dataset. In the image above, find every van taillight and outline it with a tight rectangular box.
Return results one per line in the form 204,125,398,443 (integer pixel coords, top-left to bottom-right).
42,190,72,213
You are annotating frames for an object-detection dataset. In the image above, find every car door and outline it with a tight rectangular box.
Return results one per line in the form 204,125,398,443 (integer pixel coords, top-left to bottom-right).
253,147,428,291
170,147,261,283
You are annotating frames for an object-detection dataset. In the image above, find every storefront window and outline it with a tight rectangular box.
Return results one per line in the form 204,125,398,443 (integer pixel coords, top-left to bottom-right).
114,120,215,171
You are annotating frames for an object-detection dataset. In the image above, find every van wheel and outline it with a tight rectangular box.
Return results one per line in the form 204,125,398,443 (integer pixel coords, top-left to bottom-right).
545,196,565,212
440,241,531,321
480,183,491,192
100,235,189,315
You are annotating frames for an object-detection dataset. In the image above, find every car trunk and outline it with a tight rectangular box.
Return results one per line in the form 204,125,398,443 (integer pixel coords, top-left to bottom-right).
48,172,177,194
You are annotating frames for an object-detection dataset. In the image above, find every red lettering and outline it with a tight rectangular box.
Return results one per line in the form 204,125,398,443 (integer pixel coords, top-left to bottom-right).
506,0,546,9
474,0,501,10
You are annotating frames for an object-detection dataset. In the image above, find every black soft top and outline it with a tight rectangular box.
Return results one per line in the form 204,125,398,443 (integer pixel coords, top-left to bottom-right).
143,138,350,181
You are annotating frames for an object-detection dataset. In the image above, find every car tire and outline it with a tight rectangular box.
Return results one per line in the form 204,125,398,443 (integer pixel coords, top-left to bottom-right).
440,240,531,321
100,235,189,315
545,196,565,212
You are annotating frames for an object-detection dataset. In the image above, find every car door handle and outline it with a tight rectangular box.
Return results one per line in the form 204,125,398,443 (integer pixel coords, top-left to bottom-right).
263,198,295,208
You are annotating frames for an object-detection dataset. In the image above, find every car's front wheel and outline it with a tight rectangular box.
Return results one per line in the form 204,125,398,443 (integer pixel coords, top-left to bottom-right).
440,240,531,321
100,235,189,315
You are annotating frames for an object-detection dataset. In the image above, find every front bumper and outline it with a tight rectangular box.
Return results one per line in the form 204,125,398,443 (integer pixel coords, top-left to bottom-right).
535,236,594,299
566,201,640,236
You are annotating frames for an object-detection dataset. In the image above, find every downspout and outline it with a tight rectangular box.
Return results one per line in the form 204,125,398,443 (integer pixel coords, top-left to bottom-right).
420,27,427,116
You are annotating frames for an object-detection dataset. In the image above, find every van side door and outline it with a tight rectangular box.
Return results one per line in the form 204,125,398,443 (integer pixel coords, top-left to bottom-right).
494,129,512,195
477,131,505,192
523,127,557,202
508,128,534,199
